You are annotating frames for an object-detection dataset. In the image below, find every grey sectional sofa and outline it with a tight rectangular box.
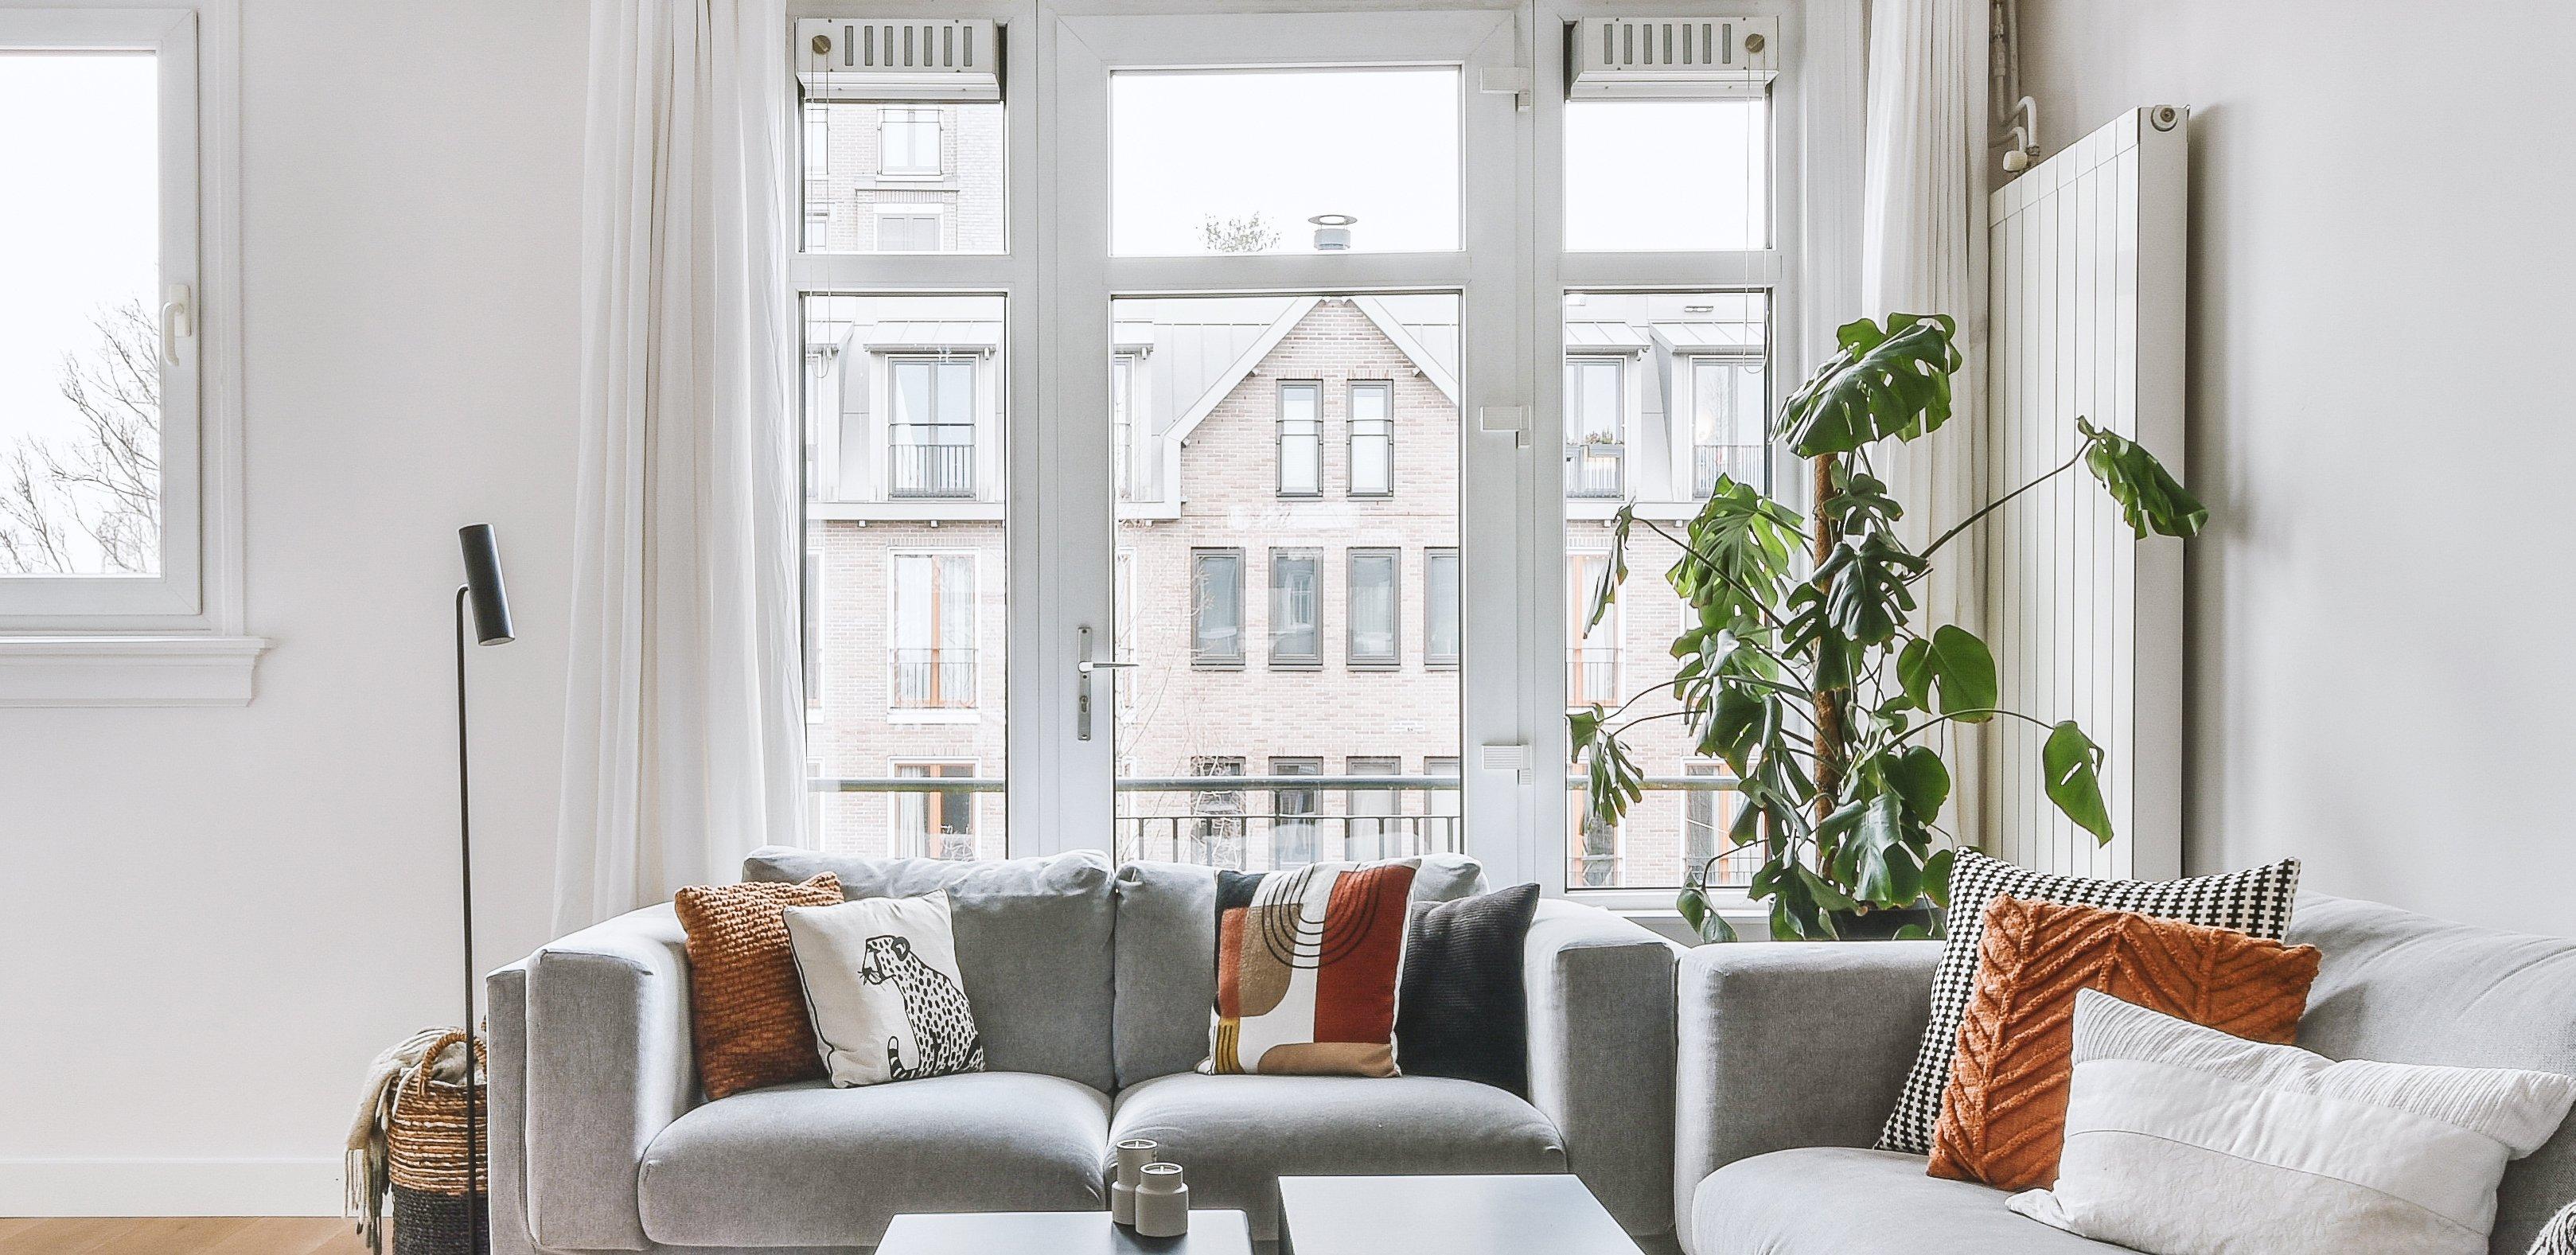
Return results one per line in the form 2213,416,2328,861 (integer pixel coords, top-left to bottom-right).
1673,894,2576,1255
483,848,1681,1254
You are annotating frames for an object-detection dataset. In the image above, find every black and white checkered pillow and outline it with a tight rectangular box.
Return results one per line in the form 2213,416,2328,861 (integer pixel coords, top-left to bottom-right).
1876,850,2303,1155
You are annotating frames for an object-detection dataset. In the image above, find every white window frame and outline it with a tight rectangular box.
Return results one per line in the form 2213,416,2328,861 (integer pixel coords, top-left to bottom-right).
879,105,942,177
785,0,1863,898
0,2,261,707
805,546,826,719
871,201,945,251
1274,379,1323,497
890,756,983,859
1346,379,1394,497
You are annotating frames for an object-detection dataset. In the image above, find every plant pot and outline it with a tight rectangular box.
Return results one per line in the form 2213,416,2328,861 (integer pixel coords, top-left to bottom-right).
1826,902,1940,941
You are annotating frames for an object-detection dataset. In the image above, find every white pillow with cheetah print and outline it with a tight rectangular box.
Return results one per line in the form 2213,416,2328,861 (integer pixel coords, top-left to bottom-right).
783,891,987,1086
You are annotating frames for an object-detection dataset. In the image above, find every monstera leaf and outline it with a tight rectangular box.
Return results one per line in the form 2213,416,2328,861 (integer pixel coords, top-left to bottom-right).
2079,418,2208,539
2042,720,2116,844
1781,314,1964,457
1895,625,1998,721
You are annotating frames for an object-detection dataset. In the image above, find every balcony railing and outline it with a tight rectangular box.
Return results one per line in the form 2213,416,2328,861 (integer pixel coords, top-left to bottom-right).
1693,442,1767,497
890,440,976,498
1564,440,1626,499
889,647,976,708
809,773,1752,887
1566,645,1621,706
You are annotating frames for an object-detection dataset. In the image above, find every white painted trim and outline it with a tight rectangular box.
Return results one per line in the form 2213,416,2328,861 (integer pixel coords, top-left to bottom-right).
0,634,267,707
0,1157,342,1217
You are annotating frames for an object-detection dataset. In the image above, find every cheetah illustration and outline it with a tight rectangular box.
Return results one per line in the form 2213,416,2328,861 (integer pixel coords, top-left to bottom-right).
858,934,985,1080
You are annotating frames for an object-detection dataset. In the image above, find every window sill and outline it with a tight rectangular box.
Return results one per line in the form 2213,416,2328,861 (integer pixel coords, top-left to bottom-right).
0,635,271,707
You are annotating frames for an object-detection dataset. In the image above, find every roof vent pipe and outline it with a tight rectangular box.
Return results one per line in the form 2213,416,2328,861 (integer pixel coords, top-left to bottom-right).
1309,214,1356,251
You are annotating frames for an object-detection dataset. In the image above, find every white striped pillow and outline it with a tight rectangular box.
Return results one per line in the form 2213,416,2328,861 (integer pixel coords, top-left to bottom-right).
2009,990,2576,1255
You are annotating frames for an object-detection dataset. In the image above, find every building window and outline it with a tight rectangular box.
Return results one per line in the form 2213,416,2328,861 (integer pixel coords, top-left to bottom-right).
1684,761,1756,888
1346,756,1400,861
875,206,943,251
1268,548,1320,668
803,111,832,249
1424,755,1463,853
1346,548,1399,668
1348,381,1393,496
890,553,976,710
1113,548,1138,711
804,548,824,715
1566,551,1619,706
880,106,941,177
1563,357,1626,499
1276,380,1323,496
1190,756,1246,868
1271,756,1321,867
888,358,975,497
1191,549,1244,667
1424,547,1459,669
894,761,979,859
807,758,831,848
1111,353,1140,501
1689,355,1768,496
1569,791,1620,888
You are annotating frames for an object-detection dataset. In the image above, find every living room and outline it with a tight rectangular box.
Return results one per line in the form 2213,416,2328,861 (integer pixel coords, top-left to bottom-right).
1,2,2570,1254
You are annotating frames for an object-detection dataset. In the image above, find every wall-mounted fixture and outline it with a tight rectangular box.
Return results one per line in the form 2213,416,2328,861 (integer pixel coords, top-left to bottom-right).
797,18,1001,103
1566,16,1779,99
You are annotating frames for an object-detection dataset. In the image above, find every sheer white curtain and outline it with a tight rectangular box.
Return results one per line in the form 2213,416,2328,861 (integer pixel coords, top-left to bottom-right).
1862,0,1989,847
555,0,803,931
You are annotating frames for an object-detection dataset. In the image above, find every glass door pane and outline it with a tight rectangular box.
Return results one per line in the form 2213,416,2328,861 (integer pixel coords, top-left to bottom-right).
1110,294,1462,870
804,293,1007,857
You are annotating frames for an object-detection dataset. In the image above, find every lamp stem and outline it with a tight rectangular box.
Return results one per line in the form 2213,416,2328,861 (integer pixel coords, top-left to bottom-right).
454,585,481,1253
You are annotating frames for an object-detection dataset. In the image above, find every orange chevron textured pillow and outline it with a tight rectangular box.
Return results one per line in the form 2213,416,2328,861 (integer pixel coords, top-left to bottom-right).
1928,895,2320,1191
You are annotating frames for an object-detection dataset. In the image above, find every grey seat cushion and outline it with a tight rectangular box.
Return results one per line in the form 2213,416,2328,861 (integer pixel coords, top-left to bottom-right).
637,1072,1110,1248
744,847,1118,1092
1109,855,1487,1087
1107,1072,1563,1240
2289,894,2576,1254
1691,1148,2124,1254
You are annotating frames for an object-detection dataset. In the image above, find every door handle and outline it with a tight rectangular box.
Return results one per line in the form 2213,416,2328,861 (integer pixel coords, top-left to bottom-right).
1076,626,1136,742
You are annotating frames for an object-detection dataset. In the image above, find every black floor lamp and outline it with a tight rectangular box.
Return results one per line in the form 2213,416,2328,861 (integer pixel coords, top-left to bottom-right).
455,524,513,1253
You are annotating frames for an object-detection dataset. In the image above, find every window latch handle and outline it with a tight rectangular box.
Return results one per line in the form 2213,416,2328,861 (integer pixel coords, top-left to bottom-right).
158,284,194,366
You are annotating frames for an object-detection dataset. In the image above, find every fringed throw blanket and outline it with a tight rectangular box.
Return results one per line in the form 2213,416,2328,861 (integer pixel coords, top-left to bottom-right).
346,1027,476,1253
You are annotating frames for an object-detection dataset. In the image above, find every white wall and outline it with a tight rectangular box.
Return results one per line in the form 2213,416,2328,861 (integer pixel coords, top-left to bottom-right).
0,0,587,1213
2013,0,2576,935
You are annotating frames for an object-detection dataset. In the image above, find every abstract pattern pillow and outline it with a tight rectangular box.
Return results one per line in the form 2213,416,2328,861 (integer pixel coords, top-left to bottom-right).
1879,851,2302,1154
2009,990,2576,1255
672,874,844,1099
1930,896,2320,1190
1202,859,1419,1078
783,891,986,1086
1396,883,1541,1096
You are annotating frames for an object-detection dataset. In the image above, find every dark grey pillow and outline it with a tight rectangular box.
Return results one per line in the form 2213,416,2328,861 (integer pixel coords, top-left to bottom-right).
1396,883,1541,1097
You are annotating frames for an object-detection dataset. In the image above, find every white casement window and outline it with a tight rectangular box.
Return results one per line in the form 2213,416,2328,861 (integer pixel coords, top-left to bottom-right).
1348,380,1393,496
1275,380,1323,497
2,5,259,705
788,2,1847,894
887,357,975,497
873,204,943,252
888,551,977,717
879,106,941,177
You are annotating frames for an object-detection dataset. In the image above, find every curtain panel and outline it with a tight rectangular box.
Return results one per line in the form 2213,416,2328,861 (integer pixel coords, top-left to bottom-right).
555,0,802,930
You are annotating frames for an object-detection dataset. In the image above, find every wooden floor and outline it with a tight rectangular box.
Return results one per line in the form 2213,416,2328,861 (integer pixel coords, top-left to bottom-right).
0,1218,364,1255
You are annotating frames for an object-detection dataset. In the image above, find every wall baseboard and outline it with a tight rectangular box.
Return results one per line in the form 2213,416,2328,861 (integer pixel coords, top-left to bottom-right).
0,1158,343,1216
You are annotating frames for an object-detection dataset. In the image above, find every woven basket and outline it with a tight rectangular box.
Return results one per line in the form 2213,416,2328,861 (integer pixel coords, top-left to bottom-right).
388,1030,489,1255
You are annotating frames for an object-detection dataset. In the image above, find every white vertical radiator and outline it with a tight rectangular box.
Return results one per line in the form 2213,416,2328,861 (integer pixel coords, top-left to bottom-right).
1982,107,2188,880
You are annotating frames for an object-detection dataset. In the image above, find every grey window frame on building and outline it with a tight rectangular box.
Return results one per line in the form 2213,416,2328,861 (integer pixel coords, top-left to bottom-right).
1276,380,1323,497
1424,546,1460,669
1191,548,1245,668
1347,380,1394,496
1346,548,1401,669
1268,548,1322,668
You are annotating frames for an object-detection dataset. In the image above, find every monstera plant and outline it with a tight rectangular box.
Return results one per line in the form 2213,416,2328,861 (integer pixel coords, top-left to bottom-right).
1572,314,2206,941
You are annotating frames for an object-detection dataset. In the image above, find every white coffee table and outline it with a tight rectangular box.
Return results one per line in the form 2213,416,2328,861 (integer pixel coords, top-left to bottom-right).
1279,1175,1640,1255
877,1209,1253,1255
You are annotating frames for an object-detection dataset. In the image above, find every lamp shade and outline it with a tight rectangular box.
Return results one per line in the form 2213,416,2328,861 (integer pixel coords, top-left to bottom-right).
458,524,515,645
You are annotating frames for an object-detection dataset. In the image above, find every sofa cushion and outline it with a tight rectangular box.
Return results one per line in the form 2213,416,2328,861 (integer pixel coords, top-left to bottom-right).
1112,855,1487,1088
1690,1147,2126,1255
744,848,1117,1093
637,1072,1110,1249
1107,1072,1563,1240
2290,894,2576,1254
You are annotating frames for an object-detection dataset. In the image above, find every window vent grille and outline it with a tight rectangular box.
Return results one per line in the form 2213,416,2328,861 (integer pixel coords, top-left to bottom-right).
797,18,1002,103
1567,16,1778,99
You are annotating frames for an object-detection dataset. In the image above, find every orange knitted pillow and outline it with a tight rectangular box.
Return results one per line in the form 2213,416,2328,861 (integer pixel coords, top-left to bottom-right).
1929,895,2320,1191
674,875,843,1100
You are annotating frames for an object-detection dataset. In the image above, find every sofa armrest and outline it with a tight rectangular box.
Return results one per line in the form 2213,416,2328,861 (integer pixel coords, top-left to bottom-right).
522,903,696,1252
483,958,537,1255
1672,940,1940,1247
1523,899,1682,1237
